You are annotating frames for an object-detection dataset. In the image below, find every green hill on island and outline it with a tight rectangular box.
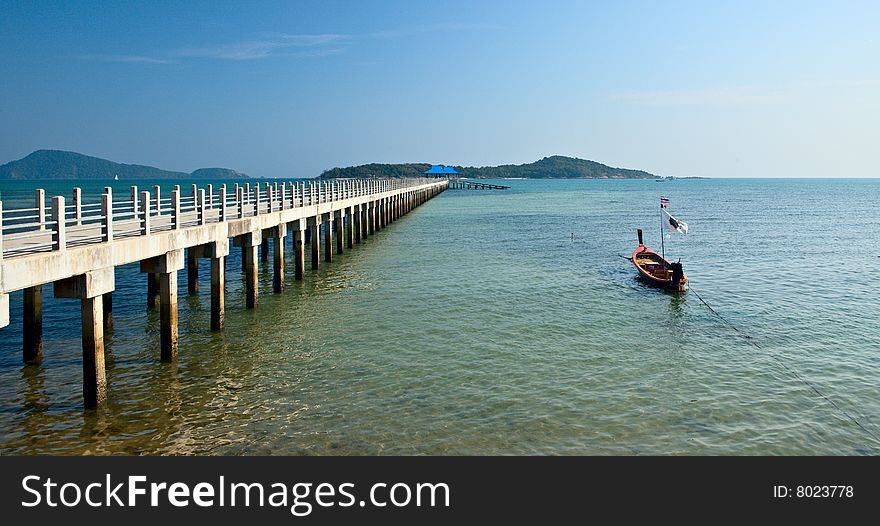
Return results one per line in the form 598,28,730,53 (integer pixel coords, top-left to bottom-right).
0,150,248,180
320,156,659,179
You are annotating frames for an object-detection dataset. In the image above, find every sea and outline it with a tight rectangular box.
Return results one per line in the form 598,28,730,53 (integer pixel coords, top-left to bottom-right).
0,177,878,455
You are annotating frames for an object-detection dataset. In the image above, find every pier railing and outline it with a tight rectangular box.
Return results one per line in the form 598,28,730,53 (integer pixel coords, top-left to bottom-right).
0,178,433,259
0,176,448,407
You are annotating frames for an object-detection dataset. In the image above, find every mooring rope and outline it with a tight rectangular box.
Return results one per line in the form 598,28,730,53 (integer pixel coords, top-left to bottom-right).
688,284,880,448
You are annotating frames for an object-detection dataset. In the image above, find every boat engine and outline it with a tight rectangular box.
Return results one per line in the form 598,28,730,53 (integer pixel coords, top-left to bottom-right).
670,261,684,283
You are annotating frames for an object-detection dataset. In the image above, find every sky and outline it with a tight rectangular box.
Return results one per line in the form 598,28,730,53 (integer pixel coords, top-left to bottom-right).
1,0,878,178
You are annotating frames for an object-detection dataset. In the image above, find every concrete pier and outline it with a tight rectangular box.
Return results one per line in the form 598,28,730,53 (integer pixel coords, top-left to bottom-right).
323,214,333,262
23,285,42,364
272,224,286,293
211,255,224,331
237,235,259,309
147,273,160,308
354,205,362,243
53,267,114,406
334,209,344,254
345,206,354,248
309,216,321,269
292,220,305,280
187,249,199,295
103,291,113,330
0,177,447,406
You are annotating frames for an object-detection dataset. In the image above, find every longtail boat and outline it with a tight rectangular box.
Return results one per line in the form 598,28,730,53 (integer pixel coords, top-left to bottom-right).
632,229,687,292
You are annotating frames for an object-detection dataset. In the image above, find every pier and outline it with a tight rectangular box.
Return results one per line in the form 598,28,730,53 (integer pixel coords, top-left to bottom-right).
0,178,447,407
449,180,510,190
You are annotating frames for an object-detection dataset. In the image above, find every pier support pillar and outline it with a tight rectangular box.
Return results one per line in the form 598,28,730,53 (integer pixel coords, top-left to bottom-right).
375,200,381,230
233,233,260,309
81,296,106,407
159,271,178,360
323,213,333,262
346,206,354,248
368,202,376,235
272,224,287,293
291,219,306,280
187,249,199,295
376,199,385,232
140,250,184,359
103,292,113,331
54,267,115,407
186,249,199,294
308,216,321,269
334,210,344,255
211,256,225,331
23,285,43,365
204,241,229,331
244,246,258,308
147,273,160,308
354,205,362,243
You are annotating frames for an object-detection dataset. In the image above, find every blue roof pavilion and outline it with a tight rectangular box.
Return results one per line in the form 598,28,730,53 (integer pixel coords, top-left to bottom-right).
424,164,459,176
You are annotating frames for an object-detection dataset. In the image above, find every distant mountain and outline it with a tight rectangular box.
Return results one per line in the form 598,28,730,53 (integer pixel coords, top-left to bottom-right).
320,156,659,179
189,167,248,179
0,150,249,180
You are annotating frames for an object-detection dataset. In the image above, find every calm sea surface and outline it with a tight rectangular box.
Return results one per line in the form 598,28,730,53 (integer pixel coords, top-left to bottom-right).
0,178,878,455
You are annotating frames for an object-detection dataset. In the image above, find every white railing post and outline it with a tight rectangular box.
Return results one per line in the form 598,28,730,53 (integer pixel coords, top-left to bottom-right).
51,196,66,251
131,185,139,217
220,184,227,221
101,187,113,242
255,183,262,215
73,187,82,226
153,185,161,217
267,182,274,212
35,189,45,231
207,184,214,209
280,182,287,210
140,191,151,235
171,189,180,230
198,189,206,225
237,185,244,218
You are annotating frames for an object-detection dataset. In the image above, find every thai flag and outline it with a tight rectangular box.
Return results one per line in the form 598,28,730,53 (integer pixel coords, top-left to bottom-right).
660,196,670,208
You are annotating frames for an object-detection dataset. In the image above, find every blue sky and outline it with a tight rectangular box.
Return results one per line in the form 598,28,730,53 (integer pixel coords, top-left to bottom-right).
1,0,878,177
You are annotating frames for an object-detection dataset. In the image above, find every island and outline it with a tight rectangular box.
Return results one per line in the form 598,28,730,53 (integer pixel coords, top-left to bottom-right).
0,150,248,180
320,155,660,180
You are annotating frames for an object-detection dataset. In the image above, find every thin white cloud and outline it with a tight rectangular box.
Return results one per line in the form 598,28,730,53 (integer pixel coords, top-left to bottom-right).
77,54,175,64
76,23,501,65
173,33,350,60
609,86,785,106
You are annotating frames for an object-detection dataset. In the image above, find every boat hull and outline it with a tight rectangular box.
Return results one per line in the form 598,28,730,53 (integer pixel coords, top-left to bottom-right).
631,244,688,292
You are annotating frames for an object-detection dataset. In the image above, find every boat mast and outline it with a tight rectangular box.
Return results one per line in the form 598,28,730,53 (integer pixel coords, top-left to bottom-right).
660,197,665,260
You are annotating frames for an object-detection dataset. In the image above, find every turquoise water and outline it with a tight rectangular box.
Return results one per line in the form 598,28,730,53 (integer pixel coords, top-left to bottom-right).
0,178,878,455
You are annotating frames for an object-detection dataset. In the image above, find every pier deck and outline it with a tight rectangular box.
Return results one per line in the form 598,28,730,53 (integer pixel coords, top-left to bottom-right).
449,179,510,190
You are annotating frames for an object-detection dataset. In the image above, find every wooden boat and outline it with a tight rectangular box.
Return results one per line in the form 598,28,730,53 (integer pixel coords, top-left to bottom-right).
631,229,687,292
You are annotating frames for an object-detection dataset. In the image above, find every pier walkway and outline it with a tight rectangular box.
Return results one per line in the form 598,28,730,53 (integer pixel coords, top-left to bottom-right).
449,180,510,190
0,178,447,406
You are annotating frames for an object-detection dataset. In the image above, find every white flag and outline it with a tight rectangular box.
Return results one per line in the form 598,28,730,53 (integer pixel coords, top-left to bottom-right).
663,209,688,235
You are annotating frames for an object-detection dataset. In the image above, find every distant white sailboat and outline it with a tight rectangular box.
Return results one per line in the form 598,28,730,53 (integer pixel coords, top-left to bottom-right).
114,174,119,180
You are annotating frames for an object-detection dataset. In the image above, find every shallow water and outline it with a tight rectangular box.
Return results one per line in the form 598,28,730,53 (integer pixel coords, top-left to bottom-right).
0,178,878,455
